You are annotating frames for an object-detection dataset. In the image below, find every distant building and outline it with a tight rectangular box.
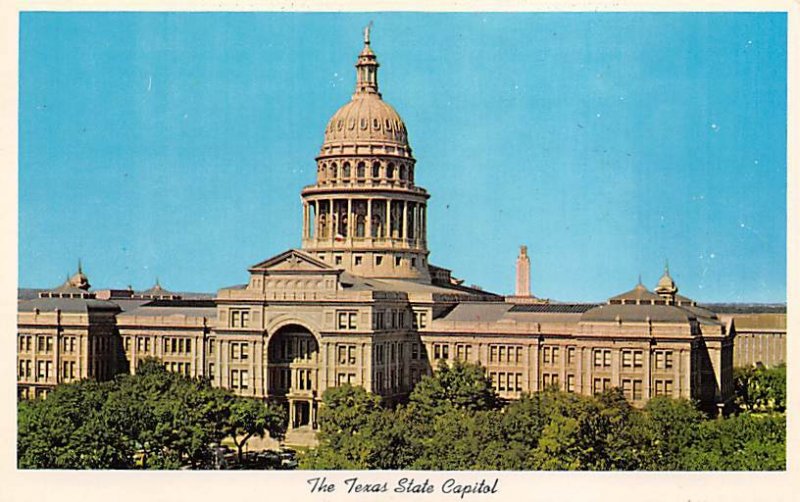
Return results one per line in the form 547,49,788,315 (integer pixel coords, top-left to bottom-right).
17,29,782,443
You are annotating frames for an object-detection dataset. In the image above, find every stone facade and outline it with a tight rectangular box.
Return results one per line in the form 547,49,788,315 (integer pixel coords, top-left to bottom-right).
18,30,776,440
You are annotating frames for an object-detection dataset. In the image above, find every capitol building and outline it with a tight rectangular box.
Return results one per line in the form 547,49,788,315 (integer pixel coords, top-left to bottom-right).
17,30,785,443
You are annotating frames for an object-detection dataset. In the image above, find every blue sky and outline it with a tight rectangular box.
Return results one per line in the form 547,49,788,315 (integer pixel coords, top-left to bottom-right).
18,12,787,303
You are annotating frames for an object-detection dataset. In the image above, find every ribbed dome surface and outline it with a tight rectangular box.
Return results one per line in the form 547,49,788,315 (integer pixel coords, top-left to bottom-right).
323,94,408,146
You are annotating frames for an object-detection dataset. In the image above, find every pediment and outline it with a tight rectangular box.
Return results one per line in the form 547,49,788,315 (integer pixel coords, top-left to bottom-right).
249,249,335,274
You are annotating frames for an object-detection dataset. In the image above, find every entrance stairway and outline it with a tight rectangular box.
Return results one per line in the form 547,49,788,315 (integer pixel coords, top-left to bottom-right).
284,425,318,447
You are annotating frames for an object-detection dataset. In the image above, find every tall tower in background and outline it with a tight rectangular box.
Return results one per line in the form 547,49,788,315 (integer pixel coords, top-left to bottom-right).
515,245,531,297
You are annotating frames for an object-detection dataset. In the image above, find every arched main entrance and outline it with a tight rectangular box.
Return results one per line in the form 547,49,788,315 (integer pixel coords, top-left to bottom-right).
267,324,320,430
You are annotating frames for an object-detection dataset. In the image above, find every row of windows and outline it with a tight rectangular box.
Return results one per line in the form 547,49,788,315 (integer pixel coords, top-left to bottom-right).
594,349,674,369
318,160,414,183
374,342,405,365
372,308,409,330
492,344,524,364
18,360,53,380
18,335,82,354
490,372,524,392
166,362,192,376
269,337,317,362
374,368,405,392
268,368,314,391
164,337,193,355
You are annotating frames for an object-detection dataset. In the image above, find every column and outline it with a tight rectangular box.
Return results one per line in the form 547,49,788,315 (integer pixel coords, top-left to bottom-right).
402,201,408,240
329,198,335,243
347,198,353,239
644,346,652,400
302,201,308,239
366,198,372,240
385,199,391,240
288,400,295,430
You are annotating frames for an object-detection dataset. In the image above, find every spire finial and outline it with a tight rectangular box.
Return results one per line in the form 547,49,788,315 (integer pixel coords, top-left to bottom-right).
638,273,643,285
664,259,670,275
78,258,83,274
364,21,373,45
354,23,380,96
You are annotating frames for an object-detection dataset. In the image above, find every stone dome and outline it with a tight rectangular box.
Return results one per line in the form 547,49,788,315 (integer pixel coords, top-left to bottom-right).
323,95,408,146
319,27,412,156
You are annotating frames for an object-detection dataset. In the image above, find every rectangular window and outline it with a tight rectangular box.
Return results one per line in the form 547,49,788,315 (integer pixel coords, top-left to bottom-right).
594,349,611,367
542,347,550,364
208,363,215,379
186,339,192,353
567,347,576,365
241,370,249,389
208,340,215,354
515,346,522,364
498,372,506,391
566,374,575,392
434,344,441,359
442,344,449,360
552,347,560,365
490,345,498,362
655,350,674,370
232,343,241,360
241,343,249,360
622,379,633,399
231,310,240,328
633,379,643,400
466,345,473,362
337,311,358,330
622,350,633,368
338,345,347,364
411,343,419,360
515,373,523,392
633,351,643,368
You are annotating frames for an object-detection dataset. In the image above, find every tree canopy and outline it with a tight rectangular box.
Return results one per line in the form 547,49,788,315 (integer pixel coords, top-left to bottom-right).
302,361,786,471
18,358,286,469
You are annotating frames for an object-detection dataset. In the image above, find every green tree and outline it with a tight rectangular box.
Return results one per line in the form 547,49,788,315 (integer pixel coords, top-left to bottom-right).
680,413,785,470
734,364,786,413
224,396,286,463
17,380,133,469
641,396,704,470
408,360,498,419
301,384,384,469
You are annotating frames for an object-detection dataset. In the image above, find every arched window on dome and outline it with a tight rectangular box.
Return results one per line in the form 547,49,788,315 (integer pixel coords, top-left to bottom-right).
319,163,327,183
372,161,381,179
408,166,414,184
342,162,351,180
387,163,395,180
331,163,338,180
399,165,407,181
356,162,366,179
